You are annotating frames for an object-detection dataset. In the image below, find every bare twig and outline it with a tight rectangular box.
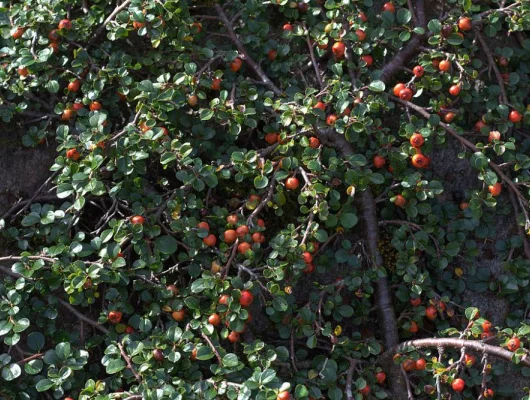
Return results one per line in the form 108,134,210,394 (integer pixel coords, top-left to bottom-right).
222,239,239,278
475,30,508,104
290,331,299,372
215,5,282,96
306,35,323,90
391,96,528,207
57,299,109,334
380,338,530,367
1,171,60,224
16,353,43,365
117,342,142,383
345,358,357,400
90,0,132,44
401,365,415,400
247,175,276,227
201,332,223,364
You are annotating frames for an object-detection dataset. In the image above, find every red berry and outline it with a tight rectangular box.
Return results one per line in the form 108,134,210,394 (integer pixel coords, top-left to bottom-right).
439,60,451,72
285,177,300,190
415,358,427,370
506,337,521,352
376,371,386,384
410,297,421,307
108,310,123,324
509,110,522,123
58,19,72,30
449,84,461,96
399,88,413,101
239,290,254,307
373,155,386,168
458,17,472,32
131,215,145,225
451,378,465,392
412,65,424,77
332,41,346,59
410,133,425,148
326,114,338,126
425,305,437,321
488,182,502,197
382,2,395,12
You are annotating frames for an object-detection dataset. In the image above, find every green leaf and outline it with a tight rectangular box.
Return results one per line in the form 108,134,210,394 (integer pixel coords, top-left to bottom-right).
428,19,441,34
21,213,40,226
13,318,30,333
1,363,21,381
339,213,358,229
272,297,288,312
196,346,214,360
339,305,354,317
24,359,43,375
200,109,214,121
470,152,488,170
396,9,411,25
27,332,45,352
106,359,126,374
254,175,269,189
190,278,206,293
328,386,343,400
154,235,178,255
137,80,156,92
222,353,239,367
306,334,317,349
447,33,464,46
368,80,385,93
56,342,71,360
36,378,54,392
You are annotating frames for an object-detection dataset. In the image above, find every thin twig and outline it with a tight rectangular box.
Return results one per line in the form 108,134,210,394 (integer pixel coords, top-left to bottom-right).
345,358,357,400
475,30,508,104
401,365,415,400
90,0,132,44
201,332,223,364
222,239,239,278
306,35,323,90
392,96,528,206
215,4,282,96
1,171,60,223
57,299,109,334
117,342,142,383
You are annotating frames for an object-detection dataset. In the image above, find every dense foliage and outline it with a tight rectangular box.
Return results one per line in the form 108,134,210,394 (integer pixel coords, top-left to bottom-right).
1,0,530,399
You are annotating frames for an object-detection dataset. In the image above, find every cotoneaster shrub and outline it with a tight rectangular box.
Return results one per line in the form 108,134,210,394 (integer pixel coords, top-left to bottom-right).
0,0,530,399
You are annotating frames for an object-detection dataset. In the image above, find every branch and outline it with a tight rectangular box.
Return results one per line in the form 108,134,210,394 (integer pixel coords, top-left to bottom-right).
477,353,489,400
401,365,415,400
90,0,132,45
381,337,530,367
1,171,60,224
247,175,276,227
345,358,356,400
507,180,530,259
306,35,324,90
201,332,223,364
313,124,406,398
222,238,239,279
16,353,43,365
0,255,58,264
391,95,528,206
214,4,282,96
475,30,508,104
379,0,426,84
117,341,142,383
57,299,110,334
